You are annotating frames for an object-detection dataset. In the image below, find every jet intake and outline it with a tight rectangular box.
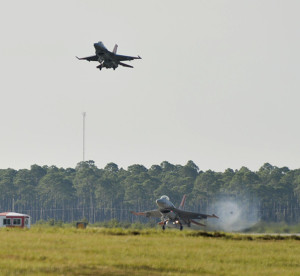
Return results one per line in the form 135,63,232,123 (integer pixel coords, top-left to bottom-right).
166,221,180,229
167,211,177,220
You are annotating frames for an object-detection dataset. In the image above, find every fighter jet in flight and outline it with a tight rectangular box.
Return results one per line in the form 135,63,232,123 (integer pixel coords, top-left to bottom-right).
131,195,218,230
76,41,141,70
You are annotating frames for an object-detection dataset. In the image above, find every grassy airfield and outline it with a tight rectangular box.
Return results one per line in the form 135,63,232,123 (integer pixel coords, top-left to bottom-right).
1,227,300,275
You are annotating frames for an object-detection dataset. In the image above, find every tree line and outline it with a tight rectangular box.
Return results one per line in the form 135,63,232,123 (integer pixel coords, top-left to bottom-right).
1,160,300,224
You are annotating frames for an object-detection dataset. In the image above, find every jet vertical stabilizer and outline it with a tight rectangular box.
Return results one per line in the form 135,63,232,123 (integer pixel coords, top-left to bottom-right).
178,195,187,210
113,44,118,54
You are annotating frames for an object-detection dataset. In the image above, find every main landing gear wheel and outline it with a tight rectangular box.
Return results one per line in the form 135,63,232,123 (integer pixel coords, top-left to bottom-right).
162,221,166,230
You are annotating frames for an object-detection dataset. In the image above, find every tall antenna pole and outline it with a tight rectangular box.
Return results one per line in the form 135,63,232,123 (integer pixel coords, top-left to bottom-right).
82,112,86,161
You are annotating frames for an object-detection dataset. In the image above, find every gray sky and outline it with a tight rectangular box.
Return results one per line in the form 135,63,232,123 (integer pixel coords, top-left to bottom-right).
1,0,300,172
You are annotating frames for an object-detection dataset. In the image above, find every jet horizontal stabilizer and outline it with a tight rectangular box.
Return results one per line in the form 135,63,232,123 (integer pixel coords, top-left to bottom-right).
208,214,219,219
119,62,134,68
191,220,206,227
130,211,145,216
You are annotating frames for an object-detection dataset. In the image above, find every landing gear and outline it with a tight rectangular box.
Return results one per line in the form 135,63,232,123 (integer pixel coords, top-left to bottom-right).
180,225,183,231
97,60,104,70
162,220,166,231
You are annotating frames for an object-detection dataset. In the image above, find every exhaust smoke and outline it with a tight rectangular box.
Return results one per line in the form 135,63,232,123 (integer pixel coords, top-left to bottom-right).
208,199,260,232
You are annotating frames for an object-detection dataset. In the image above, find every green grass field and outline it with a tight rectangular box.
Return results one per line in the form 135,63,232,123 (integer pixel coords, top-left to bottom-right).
1,227,300,275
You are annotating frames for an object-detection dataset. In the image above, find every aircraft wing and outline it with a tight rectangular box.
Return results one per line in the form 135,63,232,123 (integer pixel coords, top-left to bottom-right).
76,55,98,62
130,210,161,218
114,54,141,62
174,208,218,220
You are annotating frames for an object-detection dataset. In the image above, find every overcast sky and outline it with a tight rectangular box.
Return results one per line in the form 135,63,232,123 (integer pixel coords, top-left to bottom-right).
0,1,299,172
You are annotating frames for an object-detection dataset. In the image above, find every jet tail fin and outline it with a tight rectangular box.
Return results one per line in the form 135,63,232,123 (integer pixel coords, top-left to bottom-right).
113,44,118,54
178,195,187,210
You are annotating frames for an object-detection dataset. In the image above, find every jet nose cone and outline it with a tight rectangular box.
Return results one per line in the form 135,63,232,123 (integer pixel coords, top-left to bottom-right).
156,198,163,205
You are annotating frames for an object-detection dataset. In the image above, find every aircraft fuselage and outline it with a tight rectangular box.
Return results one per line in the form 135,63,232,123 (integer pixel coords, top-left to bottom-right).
94,42,118,69
156,196,179,226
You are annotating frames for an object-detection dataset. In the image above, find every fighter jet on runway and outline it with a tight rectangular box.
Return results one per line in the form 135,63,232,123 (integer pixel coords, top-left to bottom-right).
131,195,218,230
76,41,141,70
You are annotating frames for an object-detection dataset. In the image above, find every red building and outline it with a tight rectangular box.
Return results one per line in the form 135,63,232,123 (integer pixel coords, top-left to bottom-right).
0,212,31,228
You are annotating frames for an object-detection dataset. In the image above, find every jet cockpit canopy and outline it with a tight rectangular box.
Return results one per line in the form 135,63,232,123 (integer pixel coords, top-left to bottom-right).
94,41,107,50
160,195,170,201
